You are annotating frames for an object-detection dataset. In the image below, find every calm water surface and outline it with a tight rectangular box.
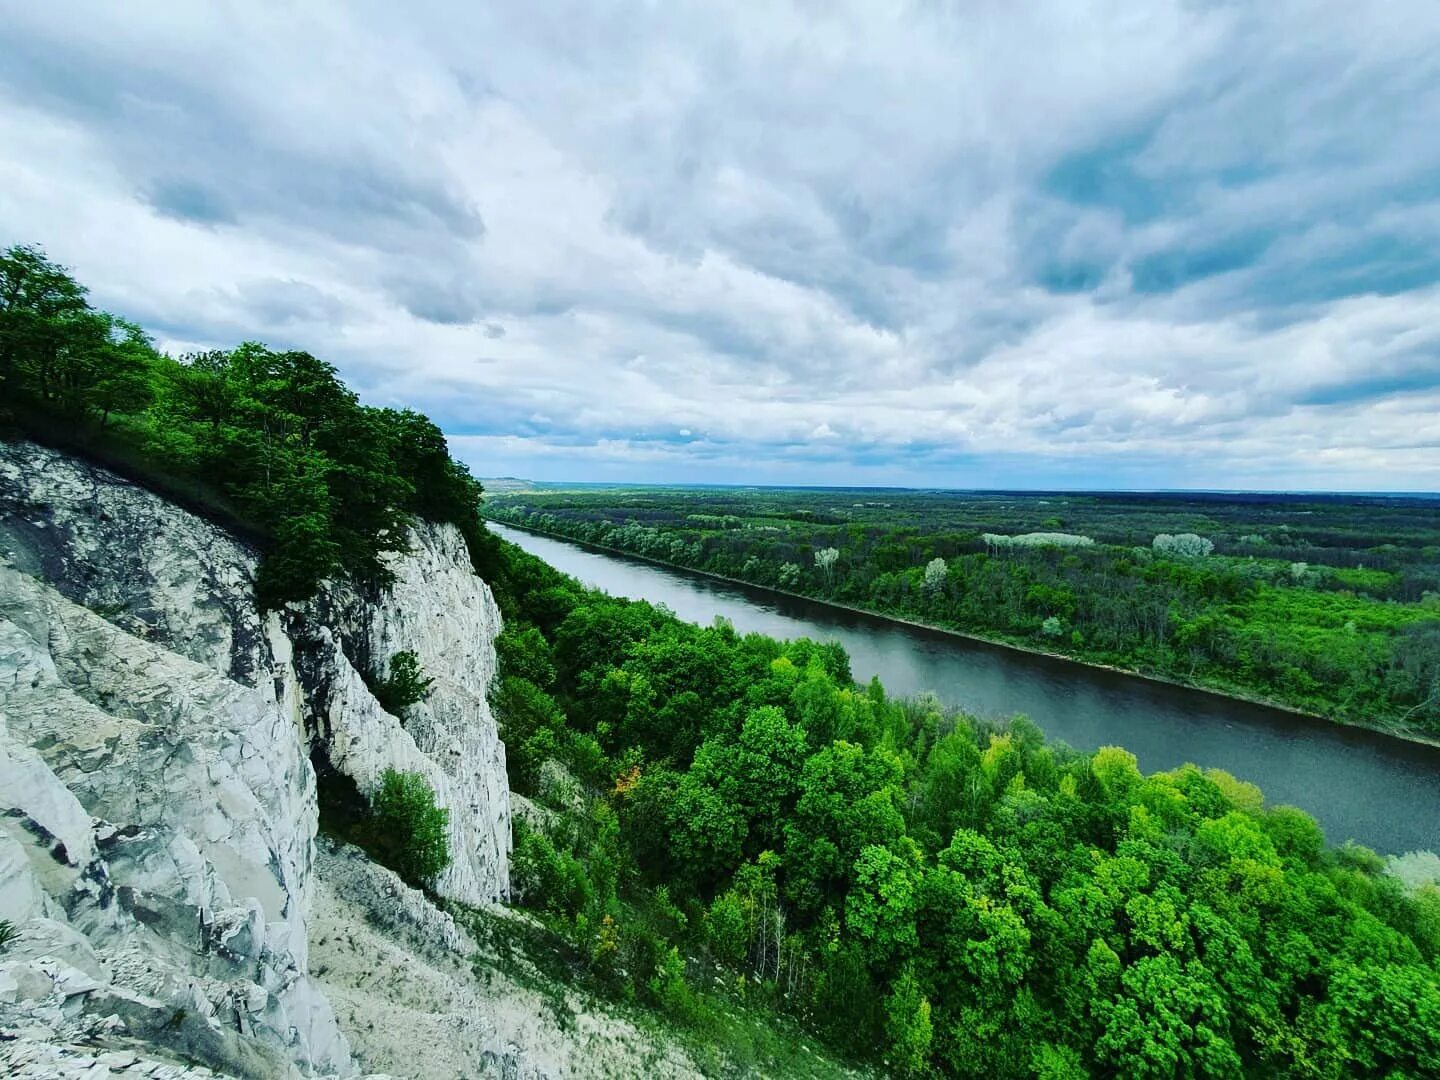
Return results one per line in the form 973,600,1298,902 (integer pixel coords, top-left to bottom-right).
491,522,1440,854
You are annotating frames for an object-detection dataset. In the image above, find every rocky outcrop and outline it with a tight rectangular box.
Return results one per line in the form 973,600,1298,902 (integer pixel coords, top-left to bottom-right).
0,439,513,1074
2,1035,240,1078
295,524,510,906
0,440,510,905
0,560,348,1077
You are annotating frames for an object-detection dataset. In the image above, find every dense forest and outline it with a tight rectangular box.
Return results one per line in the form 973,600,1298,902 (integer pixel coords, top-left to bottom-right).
485,488,1440,739
4,243,1438,1076
486,536,1440,1077
0,243,501,606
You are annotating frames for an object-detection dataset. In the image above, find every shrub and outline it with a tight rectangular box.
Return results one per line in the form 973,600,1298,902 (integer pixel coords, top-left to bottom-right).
705,890,749,965
884,969,934,1077
649,945,703,1024
1152,533,1215,559
367,768,450,887
369,649,434,718
511,823,591,915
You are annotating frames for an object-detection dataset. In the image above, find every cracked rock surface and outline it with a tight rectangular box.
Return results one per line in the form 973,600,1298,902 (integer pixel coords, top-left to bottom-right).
0,559,347,1077
0,440,511,909
0,440,515,1075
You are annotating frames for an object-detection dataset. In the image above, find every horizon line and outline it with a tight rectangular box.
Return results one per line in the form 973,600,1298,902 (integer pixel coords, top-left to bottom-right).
479,479,1440,499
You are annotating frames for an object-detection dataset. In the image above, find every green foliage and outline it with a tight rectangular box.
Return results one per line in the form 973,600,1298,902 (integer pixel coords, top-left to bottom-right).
884,968,934,1077
497,624,558,688
366,768,450,888
492,674,567,793
1323,962,1440,1075
368,649,435,717
487,485,1440,736
2,244,495,607
479,533,1440,1078
512,823,592,916
0,918,16,953
648,945,704,1024
705,890,750,965
846,844,920,969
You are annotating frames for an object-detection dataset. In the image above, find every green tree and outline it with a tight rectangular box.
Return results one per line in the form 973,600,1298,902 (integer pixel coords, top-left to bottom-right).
367,768,450,888
1322,961,1440,1076
512,823,591,915
884,967,934,1076
490,675,566,793
0,243,89,396
785,741,906,915
688,705,808,851
497,624,557,688
666,769,747,888
846,844,921,969
90,317,158,425
1090,954,1241,1078
370,649,435,717
705,889,749,965
916,729,985,844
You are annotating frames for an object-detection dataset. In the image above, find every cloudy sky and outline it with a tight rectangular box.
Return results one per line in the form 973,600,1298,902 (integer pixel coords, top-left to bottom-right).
2,3,1439,490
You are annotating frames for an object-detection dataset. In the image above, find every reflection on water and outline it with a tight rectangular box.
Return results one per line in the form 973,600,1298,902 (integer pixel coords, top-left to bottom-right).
490,522,1440,854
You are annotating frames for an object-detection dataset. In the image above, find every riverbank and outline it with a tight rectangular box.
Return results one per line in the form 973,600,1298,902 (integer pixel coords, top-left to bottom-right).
486,517,1440,753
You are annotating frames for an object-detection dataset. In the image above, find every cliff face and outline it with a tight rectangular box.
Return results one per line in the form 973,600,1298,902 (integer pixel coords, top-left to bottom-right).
0,560,348,1077
0,441,511,1076
296,523,510,906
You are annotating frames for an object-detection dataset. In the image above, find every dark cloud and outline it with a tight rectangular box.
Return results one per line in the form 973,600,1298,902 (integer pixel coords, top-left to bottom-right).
386,274,486,326
146,180,237,226
1298,362,1440,407
1042,127,1177,225
0,13,483,256
1128,232,1278,295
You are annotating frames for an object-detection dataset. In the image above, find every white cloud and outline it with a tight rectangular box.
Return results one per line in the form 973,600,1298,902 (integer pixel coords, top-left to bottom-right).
1,1,1438,488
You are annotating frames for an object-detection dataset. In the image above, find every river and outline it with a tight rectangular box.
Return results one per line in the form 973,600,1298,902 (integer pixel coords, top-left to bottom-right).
489,522,1440,855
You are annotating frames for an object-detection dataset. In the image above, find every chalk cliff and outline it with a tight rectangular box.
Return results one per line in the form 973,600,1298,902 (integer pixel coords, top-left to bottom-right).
0,440,512,1075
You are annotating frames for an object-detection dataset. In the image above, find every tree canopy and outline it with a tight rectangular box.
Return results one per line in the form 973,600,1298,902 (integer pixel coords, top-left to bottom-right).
487,537,1440,1077
0,243,501,605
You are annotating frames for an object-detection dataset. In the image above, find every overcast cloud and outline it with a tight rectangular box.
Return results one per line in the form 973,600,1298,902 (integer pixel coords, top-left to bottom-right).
2,1,1438,489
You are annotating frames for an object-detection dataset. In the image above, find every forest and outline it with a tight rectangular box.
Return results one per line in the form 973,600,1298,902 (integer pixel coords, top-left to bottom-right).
486,534,1440,1077
0,243,502,607
484,487,1440,739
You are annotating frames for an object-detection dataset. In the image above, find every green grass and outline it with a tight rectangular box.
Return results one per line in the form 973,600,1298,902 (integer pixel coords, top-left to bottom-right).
451,902,869,1079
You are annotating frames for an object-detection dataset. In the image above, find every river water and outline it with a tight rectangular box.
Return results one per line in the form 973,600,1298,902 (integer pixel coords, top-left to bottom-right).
489,522,1440,855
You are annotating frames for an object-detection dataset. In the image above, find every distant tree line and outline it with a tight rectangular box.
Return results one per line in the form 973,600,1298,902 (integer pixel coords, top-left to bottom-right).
487,498,1440,737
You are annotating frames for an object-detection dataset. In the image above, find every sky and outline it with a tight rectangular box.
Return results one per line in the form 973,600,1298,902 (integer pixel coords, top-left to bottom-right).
2,3,1439,491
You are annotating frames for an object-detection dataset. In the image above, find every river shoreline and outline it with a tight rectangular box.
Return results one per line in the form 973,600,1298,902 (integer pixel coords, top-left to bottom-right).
486,517,1440,754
